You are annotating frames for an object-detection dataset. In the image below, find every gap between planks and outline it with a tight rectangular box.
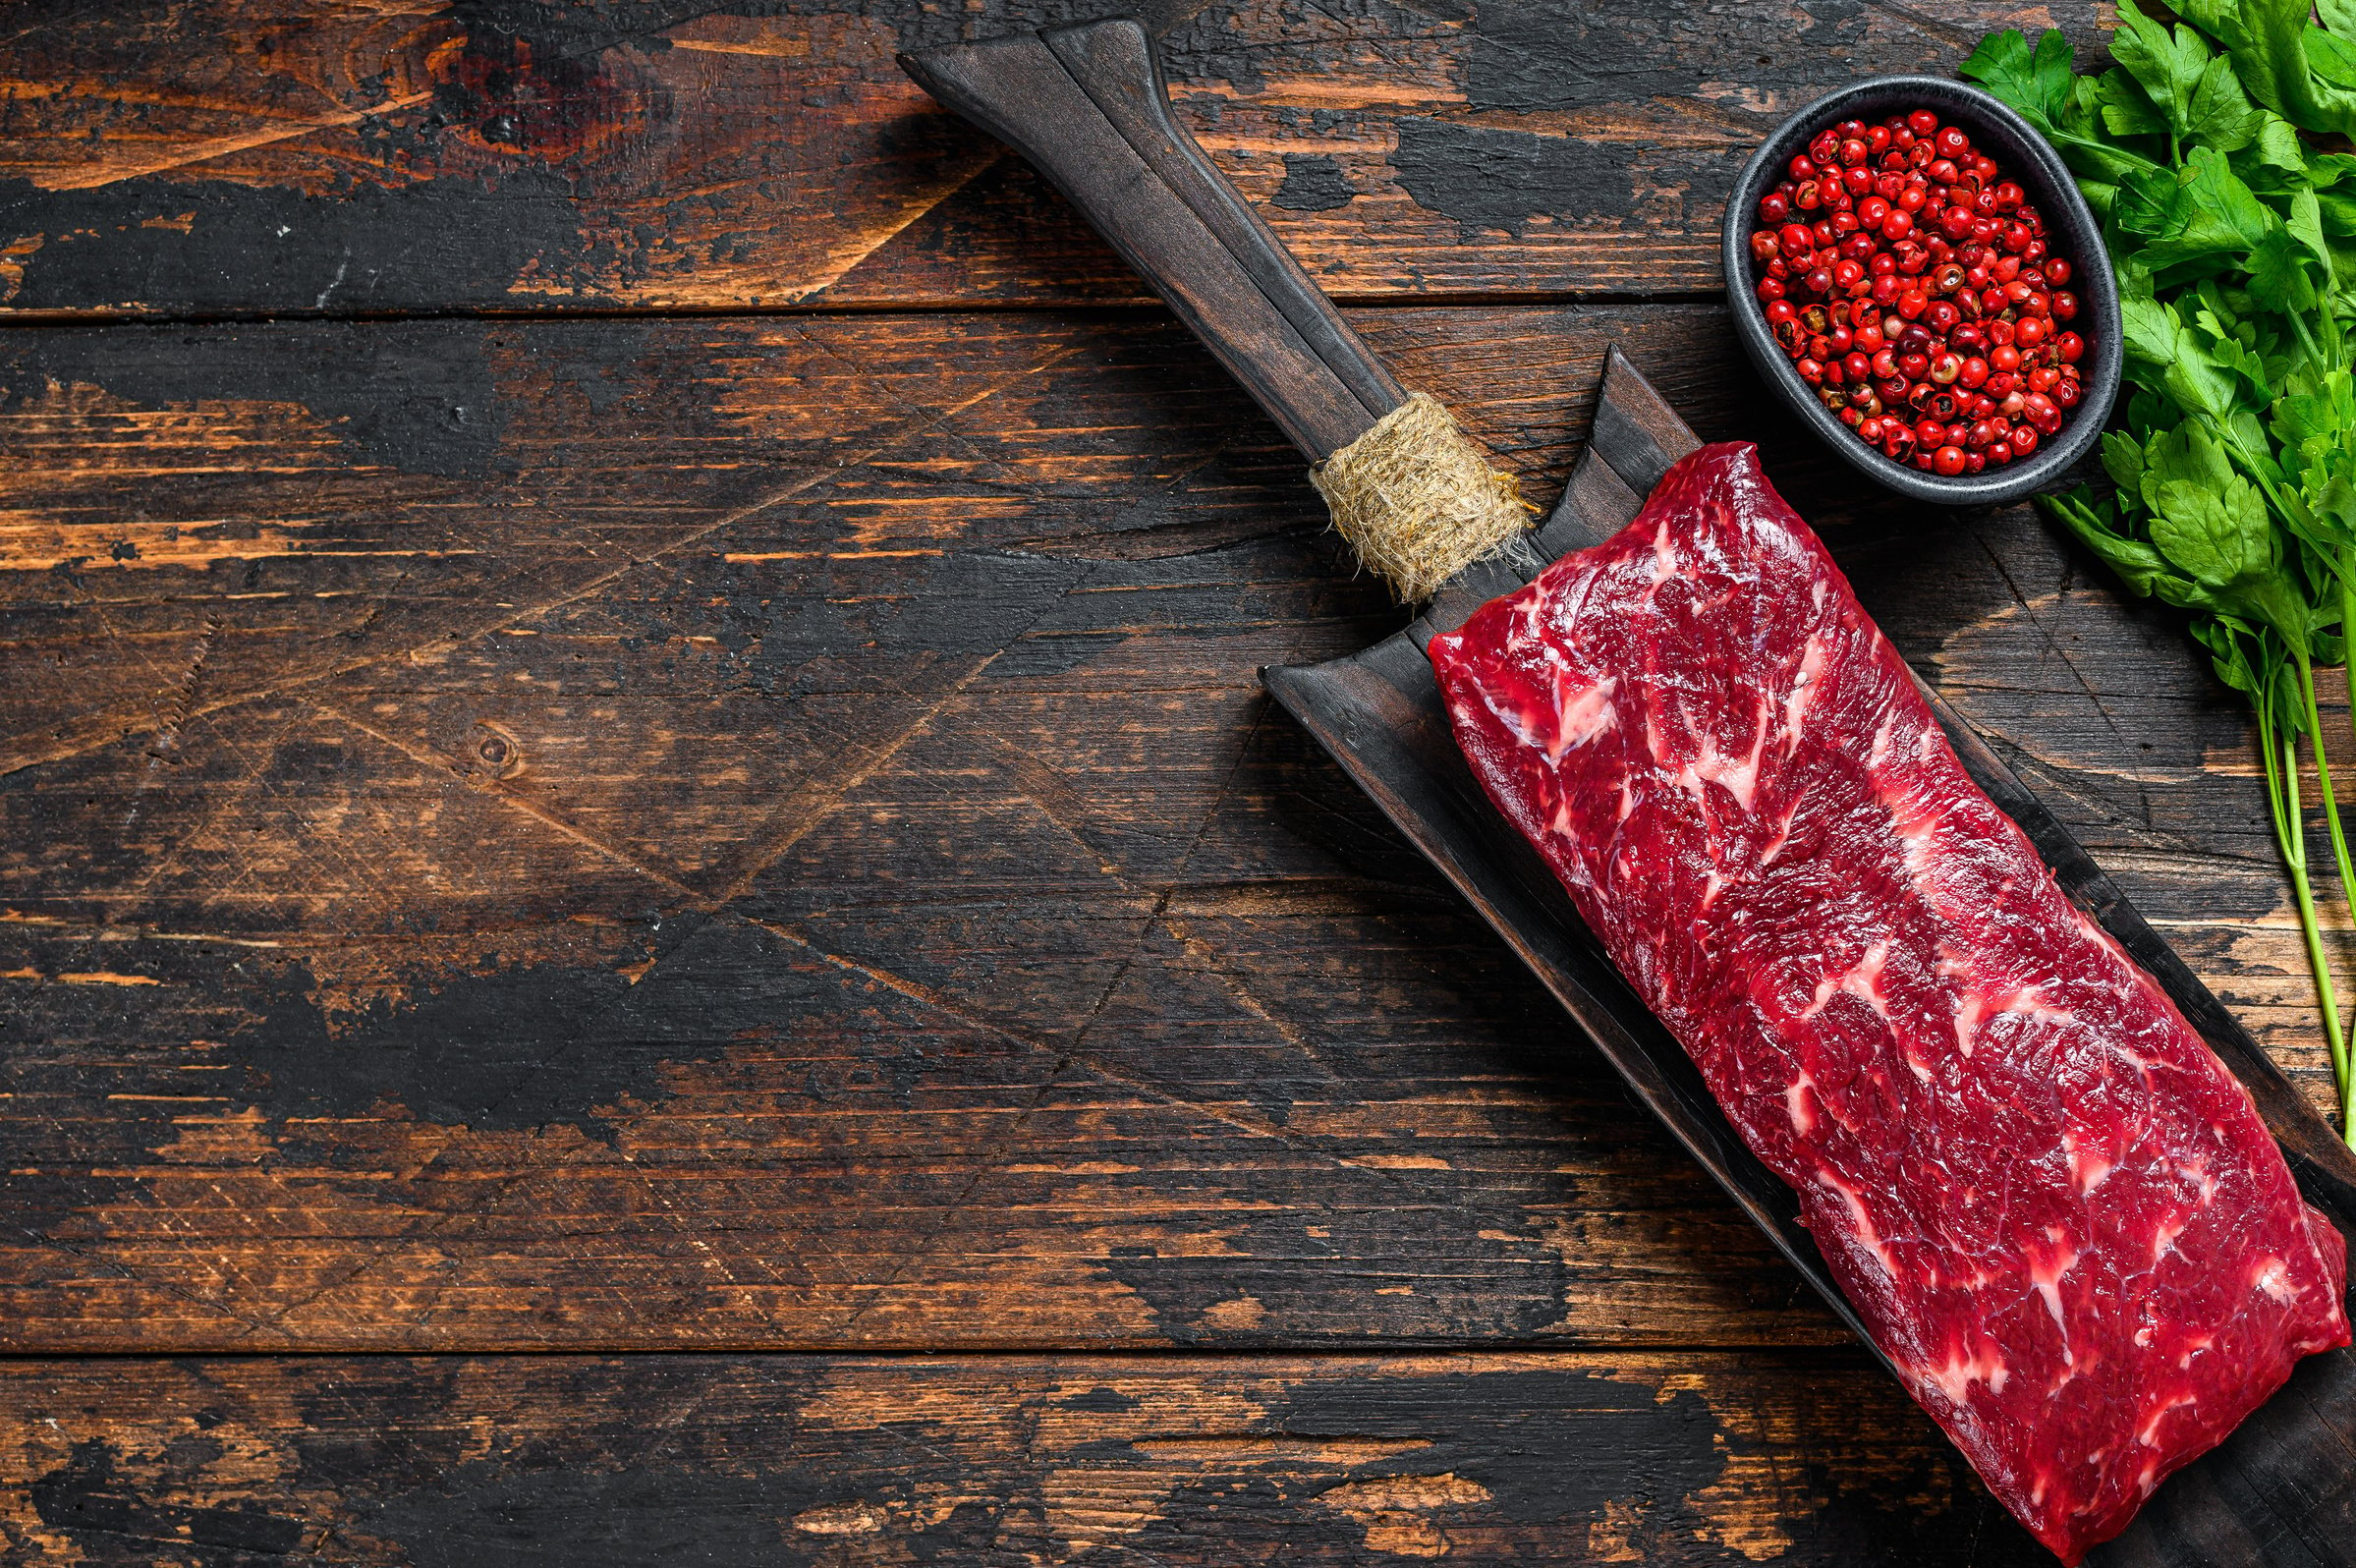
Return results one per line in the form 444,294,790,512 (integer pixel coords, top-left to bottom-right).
0,290,1733,332
0,1342,1879,1365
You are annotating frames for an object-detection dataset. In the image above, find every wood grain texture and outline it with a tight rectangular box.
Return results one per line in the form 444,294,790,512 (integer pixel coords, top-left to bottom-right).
0,0,2099,317
1,306,2332,1357
0,1351,2048,1563
13,0,2328,1551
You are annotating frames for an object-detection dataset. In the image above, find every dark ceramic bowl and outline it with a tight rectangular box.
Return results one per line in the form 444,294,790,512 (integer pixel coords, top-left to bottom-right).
1721,75,2121,507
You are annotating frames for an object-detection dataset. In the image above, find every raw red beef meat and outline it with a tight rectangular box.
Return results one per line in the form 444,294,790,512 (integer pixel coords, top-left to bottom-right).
1428,443,2350,1562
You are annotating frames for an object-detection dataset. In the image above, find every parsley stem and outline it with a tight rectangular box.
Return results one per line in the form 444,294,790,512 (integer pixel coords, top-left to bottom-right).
2213,417,2300,527
2296,648,2356,1110
2268,705,2353,1115
2289,308,2326,370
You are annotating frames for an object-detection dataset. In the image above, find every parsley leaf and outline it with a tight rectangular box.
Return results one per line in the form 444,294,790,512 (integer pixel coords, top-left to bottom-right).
2112,0,2214,143
2174,0,2356,138
1961,28,2078,125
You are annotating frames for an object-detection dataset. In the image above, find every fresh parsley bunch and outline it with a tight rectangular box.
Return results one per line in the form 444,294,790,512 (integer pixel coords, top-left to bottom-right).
1966,0,2356,1138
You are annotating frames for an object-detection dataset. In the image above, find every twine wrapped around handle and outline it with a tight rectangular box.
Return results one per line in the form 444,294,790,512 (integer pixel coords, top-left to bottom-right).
1309,392,1535,602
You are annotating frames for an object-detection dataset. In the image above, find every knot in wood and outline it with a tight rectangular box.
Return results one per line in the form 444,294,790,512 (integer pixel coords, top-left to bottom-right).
472,720,524,779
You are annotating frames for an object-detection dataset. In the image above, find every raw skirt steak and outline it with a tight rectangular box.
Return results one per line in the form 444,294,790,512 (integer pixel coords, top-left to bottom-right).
1428,443,2351,1562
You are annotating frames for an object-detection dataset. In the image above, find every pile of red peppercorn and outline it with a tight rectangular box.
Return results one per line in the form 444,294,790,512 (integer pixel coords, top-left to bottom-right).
1749,109,2090,477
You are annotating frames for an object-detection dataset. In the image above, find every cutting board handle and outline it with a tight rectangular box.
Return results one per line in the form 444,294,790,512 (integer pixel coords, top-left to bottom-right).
898,19,1406,461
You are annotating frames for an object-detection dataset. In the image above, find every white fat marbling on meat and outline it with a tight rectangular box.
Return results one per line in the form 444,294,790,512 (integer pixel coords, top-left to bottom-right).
1889,792,1944,884
1676,702,1769,811
1786,1072,1818,1136
1473,687,1550,757
1954,990,1987,1057
1924,1342,2012,1404
1546,675,1617,760
1823,1170,1898,1278
2136,1394,2196,1448
1868,713,1898,771
2029,1230,2081,1362
1801,939,1892,1022
2063,1128,2113,1196
1953,980,2073,1064
1781,635,1825,756
2005,985,2074,1027
1515,588,1547,649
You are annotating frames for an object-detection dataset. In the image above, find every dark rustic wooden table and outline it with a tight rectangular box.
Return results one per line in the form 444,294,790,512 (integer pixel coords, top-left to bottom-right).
0,1,2332,1561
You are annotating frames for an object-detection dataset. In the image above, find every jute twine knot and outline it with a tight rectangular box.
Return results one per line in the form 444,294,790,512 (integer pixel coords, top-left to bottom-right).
1309,392,1534,603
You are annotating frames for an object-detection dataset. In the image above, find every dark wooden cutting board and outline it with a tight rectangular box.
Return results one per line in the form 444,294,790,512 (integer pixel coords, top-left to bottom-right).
900,19,2356,1561
1269,347,2356,1567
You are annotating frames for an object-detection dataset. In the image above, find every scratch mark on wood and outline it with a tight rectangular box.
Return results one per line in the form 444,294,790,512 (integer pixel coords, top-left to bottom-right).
146,613,217,763
742,912,1297,1151
979,728,1129,879
785,144,1004,304
309,700,706,903
36,90,437,192
1855,0,1986,50
4,1229,285,1343
706,650,1004,906
0,339,1093,784
0,912,282,946
1967,534,2160,834
1160,910,1335,1077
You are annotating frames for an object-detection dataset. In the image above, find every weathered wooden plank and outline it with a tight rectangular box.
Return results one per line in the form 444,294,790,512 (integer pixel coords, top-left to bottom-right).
0,1351,2046,1563
0,305,2330,1351
0,0,2096,316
